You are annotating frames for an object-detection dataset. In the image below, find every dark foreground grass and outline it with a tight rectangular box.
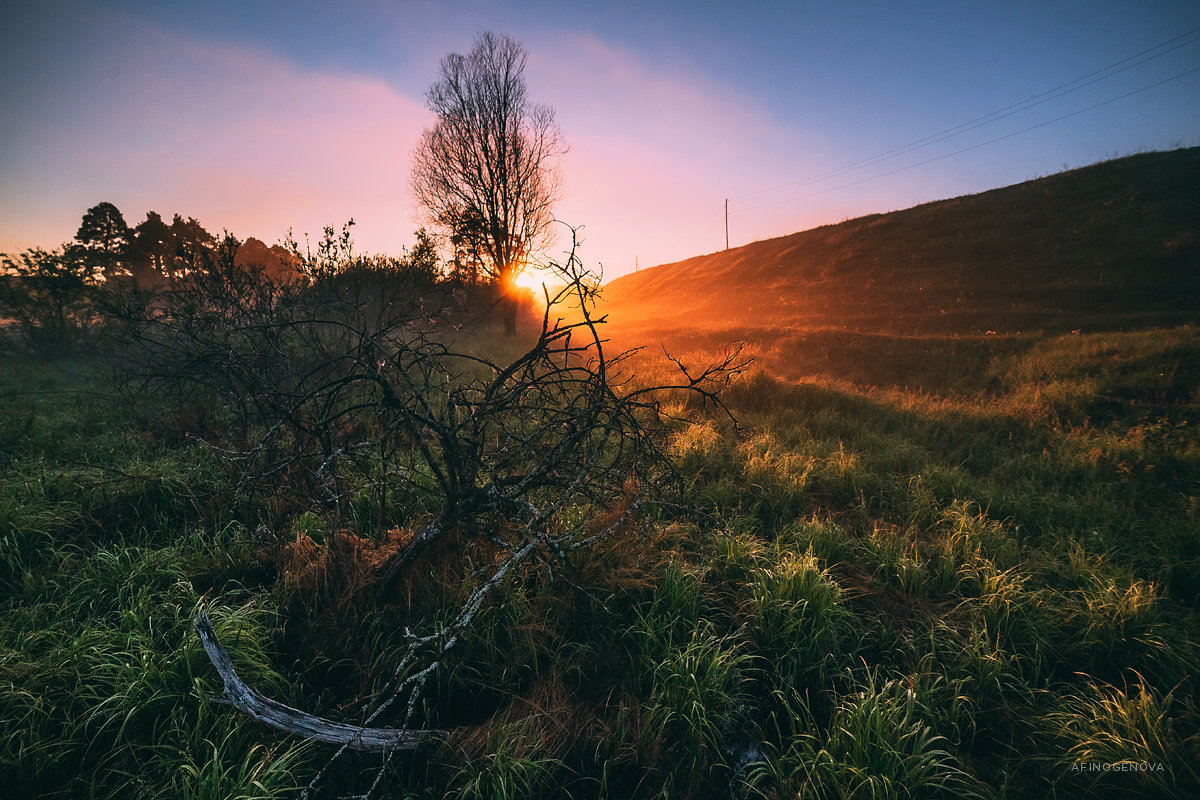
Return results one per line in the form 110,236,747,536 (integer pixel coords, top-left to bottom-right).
0,358,311,798
2,324,1198,798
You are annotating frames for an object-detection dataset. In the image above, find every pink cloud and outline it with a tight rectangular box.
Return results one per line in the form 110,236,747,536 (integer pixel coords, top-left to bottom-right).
1,13,865,277
522,32,835,276
1,12,429,257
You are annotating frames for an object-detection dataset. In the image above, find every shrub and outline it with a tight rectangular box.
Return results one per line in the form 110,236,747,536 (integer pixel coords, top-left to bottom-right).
0,246,102,355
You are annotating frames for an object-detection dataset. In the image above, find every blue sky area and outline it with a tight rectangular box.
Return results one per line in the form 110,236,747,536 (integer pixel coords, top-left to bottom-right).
3,0,1198,277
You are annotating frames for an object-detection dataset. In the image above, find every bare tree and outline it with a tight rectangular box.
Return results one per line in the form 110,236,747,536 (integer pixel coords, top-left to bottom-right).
410,32,565,335
136,228,748,796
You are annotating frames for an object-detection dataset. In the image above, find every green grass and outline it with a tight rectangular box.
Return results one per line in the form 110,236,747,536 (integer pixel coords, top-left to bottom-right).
0,357,307,799
746,672,983,799
3,317,1199,798
1042,679,1200,798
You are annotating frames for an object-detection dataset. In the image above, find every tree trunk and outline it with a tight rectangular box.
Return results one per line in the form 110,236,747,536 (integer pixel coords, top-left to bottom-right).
502,297,518,336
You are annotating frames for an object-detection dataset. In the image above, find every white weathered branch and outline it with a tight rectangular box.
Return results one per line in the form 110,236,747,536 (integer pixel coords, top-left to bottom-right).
194,613,443,752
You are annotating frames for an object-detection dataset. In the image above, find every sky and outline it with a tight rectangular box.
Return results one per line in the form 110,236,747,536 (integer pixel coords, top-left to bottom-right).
2,0,1198,281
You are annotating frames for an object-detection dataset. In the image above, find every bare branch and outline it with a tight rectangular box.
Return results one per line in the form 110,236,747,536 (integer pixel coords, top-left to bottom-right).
110,217,745,798
194,613,443,752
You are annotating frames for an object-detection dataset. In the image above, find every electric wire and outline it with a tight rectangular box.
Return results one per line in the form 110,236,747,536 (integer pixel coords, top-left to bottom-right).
731,64,1200,214
731,26,1200,206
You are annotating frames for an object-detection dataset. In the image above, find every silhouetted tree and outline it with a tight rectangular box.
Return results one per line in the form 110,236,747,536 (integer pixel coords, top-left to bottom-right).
447,219,485,287
410,32,565,335
406,227,440,284
168,215,217,277
233,236,299,281
130,211,174,284
74,202,133,280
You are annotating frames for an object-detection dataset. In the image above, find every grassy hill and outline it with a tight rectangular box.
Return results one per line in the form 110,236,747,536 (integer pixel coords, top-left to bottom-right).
601,148,1200,337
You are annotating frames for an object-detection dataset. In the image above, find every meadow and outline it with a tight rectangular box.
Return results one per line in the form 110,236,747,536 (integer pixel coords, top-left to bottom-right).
3,149,1198,799
3,315,1198,799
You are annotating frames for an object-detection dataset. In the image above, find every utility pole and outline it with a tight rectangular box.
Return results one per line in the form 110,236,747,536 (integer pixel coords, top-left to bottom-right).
724,198,729,250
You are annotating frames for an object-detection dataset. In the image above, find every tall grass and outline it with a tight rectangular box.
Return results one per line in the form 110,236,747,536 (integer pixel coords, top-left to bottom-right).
749,546,848,695
0,535,309,799
1,357,307,799
1043,679,1200,798
746,672,982,799
4,319,1199,797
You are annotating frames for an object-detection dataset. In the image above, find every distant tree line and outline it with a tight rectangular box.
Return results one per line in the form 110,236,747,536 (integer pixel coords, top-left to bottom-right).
0,200,496,356
62,200,450,287
4,27,568,355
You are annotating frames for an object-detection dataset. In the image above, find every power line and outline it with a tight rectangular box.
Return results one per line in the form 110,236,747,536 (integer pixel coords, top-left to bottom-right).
732,64,1200,215
731,26,1200,206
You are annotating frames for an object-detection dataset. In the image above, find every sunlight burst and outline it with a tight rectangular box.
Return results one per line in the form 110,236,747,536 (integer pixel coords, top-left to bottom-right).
510,266,558,296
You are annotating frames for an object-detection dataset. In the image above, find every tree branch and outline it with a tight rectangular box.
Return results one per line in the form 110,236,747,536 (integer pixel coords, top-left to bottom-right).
194,613,444,752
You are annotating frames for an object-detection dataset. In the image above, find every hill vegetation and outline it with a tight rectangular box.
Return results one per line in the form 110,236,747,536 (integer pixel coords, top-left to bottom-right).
602,148,1200,338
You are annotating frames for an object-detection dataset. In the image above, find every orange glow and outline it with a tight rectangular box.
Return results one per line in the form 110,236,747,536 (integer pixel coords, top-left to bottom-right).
509,266,559,296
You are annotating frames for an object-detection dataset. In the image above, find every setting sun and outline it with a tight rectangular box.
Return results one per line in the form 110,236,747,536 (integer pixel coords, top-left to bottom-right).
510,265,561,296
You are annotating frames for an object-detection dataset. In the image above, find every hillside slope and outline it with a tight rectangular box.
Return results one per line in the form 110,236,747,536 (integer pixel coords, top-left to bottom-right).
600,148,1200,335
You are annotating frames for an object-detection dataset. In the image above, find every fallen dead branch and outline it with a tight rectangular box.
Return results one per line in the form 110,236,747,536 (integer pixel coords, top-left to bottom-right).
194,612,444,752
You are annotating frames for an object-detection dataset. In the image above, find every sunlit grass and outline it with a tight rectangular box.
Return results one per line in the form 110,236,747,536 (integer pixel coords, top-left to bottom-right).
1043,679,1200,798
4,317,1199,797
746,672,983,799
750,546,849,694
